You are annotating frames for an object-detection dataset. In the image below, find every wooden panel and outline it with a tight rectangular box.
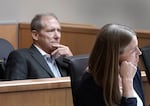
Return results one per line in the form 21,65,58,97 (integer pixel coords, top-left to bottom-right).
0,24,18,49
136,30,150,71
136,30,150,48
18,23,99,54
61,24,98,55
18,24,32,48
18,23,150,54
18,23,150,71
0,77,73,106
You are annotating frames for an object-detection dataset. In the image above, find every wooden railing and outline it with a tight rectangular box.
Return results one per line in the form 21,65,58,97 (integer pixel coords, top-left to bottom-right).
0,77,73,106
0,74,149,106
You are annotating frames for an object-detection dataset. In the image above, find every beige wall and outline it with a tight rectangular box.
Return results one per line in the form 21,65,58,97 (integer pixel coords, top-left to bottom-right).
0,0,150,30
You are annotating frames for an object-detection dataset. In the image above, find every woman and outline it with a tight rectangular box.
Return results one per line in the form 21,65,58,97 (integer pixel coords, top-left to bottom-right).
77,24,145,106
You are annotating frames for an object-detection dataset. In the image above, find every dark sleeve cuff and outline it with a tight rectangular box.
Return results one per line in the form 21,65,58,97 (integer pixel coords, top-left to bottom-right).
121,97,137,106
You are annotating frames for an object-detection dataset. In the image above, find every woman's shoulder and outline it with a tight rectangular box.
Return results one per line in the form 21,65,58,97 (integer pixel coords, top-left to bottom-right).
77,71,105,106
80,71,102,91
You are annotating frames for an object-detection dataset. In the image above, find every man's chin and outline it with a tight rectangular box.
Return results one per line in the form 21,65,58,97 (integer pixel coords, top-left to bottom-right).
51,47,57,51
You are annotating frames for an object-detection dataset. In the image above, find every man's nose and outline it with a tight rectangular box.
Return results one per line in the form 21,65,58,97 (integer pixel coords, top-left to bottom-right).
54,30,60,38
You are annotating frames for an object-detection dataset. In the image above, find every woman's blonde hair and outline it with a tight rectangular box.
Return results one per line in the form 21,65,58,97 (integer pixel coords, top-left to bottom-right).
88,23,136,105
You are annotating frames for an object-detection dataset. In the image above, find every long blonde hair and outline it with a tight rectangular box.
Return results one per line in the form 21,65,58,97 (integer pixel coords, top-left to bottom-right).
88,24,136,105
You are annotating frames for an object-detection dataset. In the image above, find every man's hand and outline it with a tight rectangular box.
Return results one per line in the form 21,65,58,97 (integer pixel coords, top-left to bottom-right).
51,44,73,58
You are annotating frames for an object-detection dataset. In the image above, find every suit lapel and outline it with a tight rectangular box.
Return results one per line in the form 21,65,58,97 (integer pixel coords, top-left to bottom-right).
56,56,67,77
134,70,144,103
29,45,55,77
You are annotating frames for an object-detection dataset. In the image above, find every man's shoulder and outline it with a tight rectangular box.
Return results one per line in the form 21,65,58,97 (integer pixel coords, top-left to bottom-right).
11,45,36,54
9,48,31,58
9,46,41,58
12,48,29,54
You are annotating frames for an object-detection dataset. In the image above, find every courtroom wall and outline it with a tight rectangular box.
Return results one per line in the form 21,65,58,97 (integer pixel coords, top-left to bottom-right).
0,0,150,30
0,24,18,49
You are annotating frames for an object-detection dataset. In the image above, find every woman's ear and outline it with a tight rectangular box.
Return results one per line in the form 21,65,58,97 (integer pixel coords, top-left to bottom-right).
31,30,39,40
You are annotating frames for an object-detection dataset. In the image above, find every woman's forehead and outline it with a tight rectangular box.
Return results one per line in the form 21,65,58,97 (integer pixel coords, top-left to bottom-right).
123,36,138,52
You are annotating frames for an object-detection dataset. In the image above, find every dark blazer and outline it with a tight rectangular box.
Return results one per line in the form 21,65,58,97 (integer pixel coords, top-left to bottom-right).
5,45,69,80
77,68,145,106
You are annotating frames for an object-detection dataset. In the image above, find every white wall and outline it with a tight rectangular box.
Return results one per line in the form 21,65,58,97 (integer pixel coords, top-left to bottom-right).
0,0,150,30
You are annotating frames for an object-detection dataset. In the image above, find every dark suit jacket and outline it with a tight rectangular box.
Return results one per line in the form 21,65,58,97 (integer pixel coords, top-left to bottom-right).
5,45,69,80
77,68,145,106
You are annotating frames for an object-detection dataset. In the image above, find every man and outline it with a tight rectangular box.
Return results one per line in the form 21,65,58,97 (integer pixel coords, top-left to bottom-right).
5,13,73,80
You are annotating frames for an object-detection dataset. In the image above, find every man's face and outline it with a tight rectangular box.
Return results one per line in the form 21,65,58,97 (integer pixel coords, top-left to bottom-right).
35,16,61,53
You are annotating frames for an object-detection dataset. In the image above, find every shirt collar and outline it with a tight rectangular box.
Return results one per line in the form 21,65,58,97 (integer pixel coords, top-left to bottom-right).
33,44,49,56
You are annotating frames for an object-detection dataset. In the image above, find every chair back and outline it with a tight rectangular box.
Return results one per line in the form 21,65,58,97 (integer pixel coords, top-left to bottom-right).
64,54,89,106
140,45,150,83
0,38,14,80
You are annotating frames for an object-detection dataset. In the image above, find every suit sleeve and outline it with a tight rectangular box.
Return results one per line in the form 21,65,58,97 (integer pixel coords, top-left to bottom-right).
121,97,137,106
133,67,145,105
121,67,145,106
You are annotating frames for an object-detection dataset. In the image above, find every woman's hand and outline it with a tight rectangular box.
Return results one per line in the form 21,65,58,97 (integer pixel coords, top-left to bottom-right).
119,61,137,97
120,61,137,80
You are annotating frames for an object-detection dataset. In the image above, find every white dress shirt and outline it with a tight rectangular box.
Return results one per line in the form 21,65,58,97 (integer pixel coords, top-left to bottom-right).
34,44,61,78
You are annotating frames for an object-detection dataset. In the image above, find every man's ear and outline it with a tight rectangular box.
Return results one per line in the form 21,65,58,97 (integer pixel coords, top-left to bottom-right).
31,30,39,40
